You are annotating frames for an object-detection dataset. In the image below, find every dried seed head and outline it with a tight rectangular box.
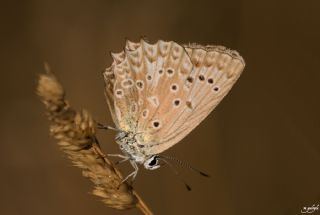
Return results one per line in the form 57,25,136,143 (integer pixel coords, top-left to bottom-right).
37,71,151,212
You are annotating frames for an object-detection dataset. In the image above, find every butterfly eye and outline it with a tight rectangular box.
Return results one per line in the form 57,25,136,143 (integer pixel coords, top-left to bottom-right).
144,155,161,170
149,158,157,166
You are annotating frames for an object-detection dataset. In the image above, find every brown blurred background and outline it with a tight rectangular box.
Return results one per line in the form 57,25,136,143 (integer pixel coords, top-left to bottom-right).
1,0,320,214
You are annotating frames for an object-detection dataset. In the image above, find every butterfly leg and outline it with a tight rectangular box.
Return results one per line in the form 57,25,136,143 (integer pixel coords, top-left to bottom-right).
96,122,120,132
130,160,139,181
107,154,128,159
114,157,130,165
107,154,132,165
121,160,139,183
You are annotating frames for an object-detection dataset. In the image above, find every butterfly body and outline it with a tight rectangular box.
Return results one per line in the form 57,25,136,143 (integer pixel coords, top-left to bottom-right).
115,131,148,164
104,39,245,177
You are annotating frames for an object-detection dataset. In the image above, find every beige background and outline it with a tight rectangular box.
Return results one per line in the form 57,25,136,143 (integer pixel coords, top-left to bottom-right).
1,0,320,214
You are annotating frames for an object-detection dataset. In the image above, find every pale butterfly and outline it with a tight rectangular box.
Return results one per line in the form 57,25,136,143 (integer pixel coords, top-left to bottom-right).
102,39,245,183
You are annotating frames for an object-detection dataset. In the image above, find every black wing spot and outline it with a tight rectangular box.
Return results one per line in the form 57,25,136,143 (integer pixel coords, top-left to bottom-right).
198,75,205,81
187,76,193,83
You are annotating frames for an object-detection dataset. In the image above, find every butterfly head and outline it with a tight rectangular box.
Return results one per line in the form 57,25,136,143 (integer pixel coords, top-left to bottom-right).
144,155,161,170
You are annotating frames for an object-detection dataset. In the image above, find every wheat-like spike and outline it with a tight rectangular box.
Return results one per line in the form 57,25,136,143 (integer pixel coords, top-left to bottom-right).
36,66,153,214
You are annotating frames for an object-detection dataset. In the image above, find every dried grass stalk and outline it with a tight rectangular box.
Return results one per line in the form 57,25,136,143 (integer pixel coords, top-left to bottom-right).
37,67,153,215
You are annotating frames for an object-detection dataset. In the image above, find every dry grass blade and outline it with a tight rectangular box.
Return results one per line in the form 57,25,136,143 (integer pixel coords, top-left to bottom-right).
36,66,153,215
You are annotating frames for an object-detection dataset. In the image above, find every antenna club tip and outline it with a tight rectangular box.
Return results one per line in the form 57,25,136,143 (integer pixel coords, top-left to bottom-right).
186,184,192,191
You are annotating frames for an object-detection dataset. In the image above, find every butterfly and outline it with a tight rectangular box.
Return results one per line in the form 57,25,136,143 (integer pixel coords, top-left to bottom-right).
103,39,245,182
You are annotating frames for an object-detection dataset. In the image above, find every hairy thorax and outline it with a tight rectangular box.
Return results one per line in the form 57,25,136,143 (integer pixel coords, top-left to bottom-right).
115,131,149,163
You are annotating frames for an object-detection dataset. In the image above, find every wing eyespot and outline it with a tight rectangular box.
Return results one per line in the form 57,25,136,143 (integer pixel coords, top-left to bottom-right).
115,89,124,98
136,80,144,90
152,120,161,129
170,84,179,92
146,74,152,81
142,109,149,118
187,76,193,83
173,98,181,107
198,75,205,81
167,68,175,77
121,79,134,88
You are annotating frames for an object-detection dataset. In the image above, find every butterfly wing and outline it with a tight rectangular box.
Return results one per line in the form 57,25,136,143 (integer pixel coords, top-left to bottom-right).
104,40,245,155
104,39,186,132
147,44,245,154
103,44,141,131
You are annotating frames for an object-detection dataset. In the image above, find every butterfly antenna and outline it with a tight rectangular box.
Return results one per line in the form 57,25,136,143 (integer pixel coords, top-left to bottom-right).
161,155,210,178
160,158,192,191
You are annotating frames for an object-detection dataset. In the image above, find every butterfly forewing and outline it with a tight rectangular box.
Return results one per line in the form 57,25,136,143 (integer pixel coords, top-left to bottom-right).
146,44,244,154
104,39,245,155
